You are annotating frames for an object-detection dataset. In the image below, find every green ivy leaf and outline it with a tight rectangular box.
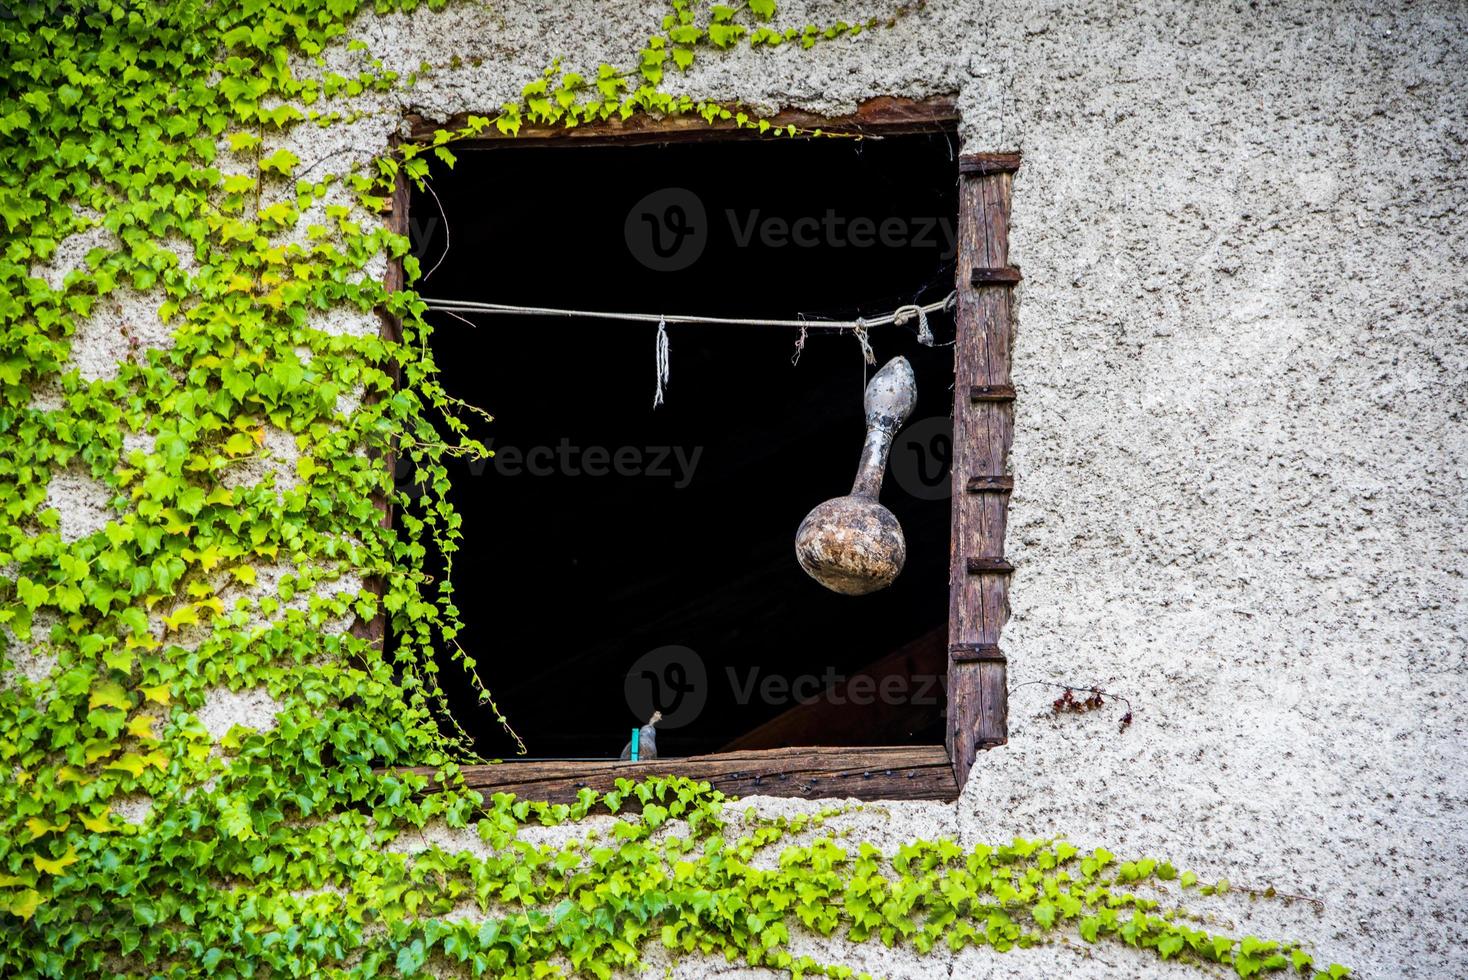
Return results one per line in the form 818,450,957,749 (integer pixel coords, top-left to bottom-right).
260,148,301,176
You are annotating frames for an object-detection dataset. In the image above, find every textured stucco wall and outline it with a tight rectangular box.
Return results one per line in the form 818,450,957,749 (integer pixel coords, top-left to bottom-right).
21,1,1464,976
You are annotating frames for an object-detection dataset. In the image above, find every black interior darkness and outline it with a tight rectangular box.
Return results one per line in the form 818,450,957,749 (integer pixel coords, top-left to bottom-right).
408,132,958,758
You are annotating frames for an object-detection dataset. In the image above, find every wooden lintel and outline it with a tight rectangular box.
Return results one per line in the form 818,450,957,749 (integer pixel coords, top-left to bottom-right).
965,475,1014,493
958,152,1022,175
966,557,1015,574
409,95,959,147
950,643,1006,664
970,266,1023,286
968,384,1017,403
389,746,958,805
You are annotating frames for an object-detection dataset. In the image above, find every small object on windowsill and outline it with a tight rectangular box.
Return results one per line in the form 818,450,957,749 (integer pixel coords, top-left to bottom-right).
795,356,917,595
619,711,662,761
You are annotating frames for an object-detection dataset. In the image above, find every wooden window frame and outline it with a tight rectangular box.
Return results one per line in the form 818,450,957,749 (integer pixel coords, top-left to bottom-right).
375,97,1018,803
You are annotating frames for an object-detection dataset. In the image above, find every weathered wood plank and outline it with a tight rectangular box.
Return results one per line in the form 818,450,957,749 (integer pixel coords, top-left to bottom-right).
409,95,958,147
948,155,1018,789
393,746,958,804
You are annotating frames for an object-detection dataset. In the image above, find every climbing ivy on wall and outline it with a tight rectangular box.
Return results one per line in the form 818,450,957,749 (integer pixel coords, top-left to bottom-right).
0,0,1349,977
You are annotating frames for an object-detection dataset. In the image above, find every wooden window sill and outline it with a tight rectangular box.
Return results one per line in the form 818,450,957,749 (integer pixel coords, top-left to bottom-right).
390,745,957,804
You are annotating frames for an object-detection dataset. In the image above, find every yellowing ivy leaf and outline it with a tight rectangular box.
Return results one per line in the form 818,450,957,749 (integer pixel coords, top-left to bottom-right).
231,565,257,586
106,754,149,779
89,681,131,712
33,848,79,875
258,201,295,224
79,809,113,834
226,131,260,153
25,817,68,838
103,648,134,673
259,148,301,176
2,890,42,921
221,173,255,195
223,432,255,456
140,684,172,706
161,606,199,632
126,715,158,741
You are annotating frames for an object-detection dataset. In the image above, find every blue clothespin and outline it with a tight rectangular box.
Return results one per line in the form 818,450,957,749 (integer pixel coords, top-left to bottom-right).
629,727,640,762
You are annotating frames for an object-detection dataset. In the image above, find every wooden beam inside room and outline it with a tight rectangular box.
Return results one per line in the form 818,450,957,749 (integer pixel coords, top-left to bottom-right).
719,627,946,752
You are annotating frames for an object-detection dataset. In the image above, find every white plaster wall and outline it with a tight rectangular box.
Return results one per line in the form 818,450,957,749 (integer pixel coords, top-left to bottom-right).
21,1,1463,976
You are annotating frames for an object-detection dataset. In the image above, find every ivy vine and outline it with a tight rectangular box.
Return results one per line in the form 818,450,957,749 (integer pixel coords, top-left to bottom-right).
0,1,1349,977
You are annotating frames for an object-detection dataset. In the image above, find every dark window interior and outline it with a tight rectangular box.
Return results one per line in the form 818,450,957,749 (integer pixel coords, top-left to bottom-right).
408,132,958,758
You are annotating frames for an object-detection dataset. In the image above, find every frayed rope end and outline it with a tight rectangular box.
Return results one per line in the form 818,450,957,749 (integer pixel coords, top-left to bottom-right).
653,315,670,408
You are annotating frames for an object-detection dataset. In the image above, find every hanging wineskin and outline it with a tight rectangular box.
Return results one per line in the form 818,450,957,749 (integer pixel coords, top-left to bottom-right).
795,356,917,595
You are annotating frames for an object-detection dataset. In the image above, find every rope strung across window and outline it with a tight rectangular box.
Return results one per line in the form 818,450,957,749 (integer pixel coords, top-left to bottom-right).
421,291,958,407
